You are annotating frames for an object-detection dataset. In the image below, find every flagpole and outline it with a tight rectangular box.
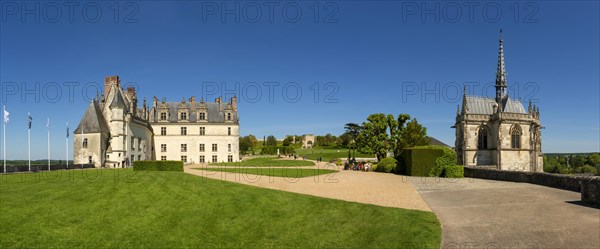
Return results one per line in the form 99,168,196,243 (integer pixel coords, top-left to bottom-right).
3,105,6,173
28,113,31,172
66,122,69,170
47,117,50,171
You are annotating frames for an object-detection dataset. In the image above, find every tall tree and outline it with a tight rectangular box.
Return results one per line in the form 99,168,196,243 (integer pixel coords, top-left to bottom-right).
356,114,391,161
266,135,278,146
344,123,362,140
400,118,430,150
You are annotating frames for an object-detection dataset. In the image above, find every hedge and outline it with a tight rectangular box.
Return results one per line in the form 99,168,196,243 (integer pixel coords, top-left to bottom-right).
444,165,464,178
402,146,447,176
375,157,397,173
429,148,457,177
133,160,183,172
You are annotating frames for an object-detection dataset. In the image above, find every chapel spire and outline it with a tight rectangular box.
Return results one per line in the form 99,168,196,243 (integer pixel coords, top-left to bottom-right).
495,29,507,103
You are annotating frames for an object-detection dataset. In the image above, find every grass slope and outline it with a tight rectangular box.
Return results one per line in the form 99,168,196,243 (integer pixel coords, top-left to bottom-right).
211,157,315,167
0,169,440,248
198,168,337,178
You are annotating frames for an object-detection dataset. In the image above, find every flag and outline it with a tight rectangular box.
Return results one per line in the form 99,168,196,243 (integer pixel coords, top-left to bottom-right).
28,113,32,129
66,122,69,138
46,117,49,128
3,107,8,124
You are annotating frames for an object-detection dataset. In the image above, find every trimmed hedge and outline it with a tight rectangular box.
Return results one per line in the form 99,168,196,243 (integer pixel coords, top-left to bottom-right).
402,146,447,176
133,161,184,172
444,166,464,178
429,148,457,177
375,157,397,173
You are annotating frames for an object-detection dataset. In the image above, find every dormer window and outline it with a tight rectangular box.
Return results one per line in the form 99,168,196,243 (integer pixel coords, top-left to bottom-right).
180,112,188,121
199,112,206,121
160,112,167,120
227,112,232,121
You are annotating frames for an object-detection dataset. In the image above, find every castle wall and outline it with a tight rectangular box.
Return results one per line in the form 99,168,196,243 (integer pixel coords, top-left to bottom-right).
73,133,107,167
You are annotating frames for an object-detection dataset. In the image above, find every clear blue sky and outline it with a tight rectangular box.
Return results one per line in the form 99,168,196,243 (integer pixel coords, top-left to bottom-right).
1,1,598,159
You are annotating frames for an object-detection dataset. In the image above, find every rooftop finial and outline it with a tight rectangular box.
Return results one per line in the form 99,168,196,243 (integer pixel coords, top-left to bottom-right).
495,29,507,103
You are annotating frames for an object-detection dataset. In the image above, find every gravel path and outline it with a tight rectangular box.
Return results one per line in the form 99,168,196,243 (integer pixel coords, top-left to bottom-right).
185,162,432,212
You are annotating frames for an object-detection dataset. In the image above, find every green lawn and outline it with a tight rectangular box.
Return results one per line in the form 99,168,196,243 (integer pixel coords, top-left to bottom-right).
0,169,441,248
198,167,337,178
296,147,375,162
211,157,315,167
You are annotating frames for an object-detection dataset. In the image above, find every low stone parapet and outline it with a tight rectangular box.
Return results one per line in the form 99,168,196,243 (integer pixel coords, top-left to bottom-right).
465,166,600,205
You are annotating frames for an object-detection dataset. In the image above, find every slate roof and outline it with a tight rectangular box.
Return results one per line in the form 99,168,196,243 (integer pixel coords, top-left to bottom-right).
74,101,110,134
153,101,238,123
427,136,451,147
465,96,526,114
109,88,128,109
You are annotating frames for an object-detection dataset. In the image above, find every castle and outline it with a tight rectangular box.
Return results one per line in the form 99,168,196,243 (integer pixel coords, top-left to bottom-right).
73,76,239,167
454,31,543,172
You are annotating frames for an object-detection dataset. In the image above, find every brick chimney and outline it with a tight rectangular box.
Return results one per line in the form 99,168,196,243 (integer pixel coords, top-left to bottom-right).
104,76,120,100
126,86,136,100
231,96,237,111
189,96,196,112
215,96,222,111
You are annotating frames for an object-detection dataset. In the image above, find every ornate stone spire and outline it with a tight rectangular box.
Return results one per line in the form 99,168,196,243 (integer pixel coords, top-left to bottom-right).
495,29,507,103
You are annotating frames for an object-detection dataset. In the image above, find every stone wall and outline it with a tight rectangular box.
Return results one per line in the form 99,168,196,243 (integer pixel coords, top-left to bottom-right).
465,167,600,205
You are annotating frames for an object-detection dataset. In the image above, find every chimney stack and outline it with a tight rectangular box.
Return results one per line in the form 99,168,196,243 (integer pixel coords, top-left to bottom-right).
216,96,222,111
104,76,120,100
231,96,237,111
190,96,196,112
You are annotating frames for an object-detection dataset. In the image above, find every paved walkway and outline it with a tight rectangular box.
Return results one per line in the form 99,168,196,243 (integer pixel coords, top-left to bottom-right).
409,177,600,249
185,163,432,211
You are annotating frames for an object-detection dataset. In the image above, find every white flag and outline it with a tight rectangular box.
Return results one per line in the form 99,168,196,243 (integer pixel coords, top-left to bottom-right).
3,108,8,124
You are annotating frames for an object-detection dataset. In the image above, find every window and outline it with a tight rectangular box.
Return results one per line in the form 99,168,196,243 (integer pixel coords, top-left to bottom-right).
227,112,232,121
181,127,187,135
181,156,187,162
199,112,206,120
212,143,218,152
212,155,218,163
161,144,167,152
228,155,233,162
477,126,488,149
228,127,231,135
88,156,92,164
131,136,135,150
228,144,231,152
180,112,187,121
511,125,522,149
199,156,205,163
138,155,141,161
181,144,187,152
160,112,167,120
199,127,205,135
83,138,88,148
161,156,167,161
199,144,205,152
160,127,166,135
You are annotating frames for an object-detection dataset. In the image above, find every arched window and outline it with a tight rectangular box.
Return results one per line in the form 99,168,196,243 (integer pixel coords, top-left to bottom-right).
511,125,522,149
477,126,488,149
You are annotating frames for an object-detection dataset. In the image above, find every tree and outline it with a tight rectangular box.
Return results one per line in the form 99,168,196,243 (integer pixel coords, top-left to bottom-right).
400,118,430,151
356,113,429,161
344,123,362,141
266,135,278,146
356,114,391,161
239,136,252,154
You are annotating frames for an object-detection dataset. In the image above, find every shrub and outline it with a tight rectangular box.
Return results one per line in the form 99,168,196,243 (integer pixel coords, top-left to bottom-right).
402,146,448,176
133,161,183,172
429,148,457,177
375,157,397,173
444,165,464,178
581,165,598,174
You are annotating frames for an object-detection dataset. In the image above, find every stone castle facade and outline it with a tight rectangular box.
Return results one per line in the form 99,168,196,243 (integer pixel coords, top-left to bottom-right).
454,31,543,172
74,76,239,167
